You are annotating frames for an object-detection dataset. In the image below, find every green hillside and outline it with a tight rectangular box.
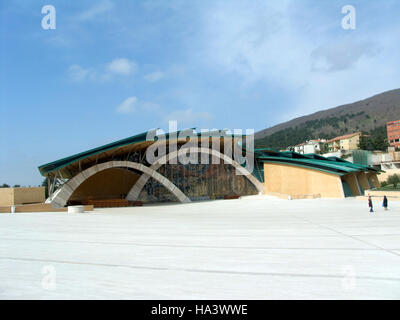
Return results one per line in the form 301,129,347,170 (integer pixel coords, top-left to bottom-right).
255,89,400,151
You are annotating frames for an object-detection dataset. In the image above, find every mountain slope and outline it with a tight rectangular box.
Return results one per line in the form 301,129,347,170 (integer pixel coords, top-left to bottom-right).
255,89,400,149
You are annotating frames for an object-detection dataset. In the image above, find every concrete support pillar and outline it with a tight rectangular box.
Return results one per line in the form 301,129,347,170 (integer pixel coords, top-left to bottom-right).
343,173,361,196
366,172,380,189
357,173,371,193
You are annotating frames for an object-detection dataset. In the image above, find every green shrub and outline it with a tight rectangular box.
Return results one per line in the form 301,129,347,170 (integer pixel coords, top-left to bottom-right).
387,174,400,189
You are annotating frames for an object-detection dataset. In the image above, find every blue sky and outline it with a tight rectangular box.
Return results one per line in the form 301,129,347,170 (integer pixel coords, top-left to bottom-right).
1,0,400,185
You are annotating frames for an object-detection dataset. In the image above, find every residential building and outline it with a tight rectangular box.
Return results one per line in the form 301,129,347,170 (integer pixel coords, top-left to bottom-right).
327,132,363,152
293,139,326,154
387,120,400,148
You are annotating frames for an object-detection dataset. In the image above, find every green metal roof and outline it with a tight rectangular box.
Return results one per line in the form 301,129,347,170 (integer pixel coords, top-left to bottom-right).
304,154,380,172
38,129,247,176
254,150,376,176
325,156,381,172
39,129,380,179
38,131,150,176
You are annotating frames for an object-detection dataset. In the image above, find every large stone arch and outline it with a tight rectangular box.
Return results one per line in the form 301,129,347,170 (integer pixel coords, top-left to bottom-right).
126,147,264,201
51,161,191,208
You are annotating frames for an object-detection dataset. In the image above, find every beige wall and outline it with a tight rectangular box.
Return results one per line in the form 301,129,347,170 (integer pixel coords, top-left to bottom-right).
14,187,45,205
0,187,45,206
328,134,361,152
263,163,344,198
0,188,14,206
0,203,94,213
340,135,360,151
377,168,400,183
0,206,11,213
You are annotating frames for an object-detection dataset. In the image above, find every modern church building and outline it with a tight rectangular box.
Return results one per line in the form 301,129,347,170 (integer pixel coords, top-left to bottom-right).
39,129,381,208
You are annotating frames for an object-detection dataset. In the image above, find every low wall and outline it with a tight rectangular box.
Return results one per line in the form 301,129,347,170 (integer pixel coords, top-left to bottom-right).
0,188,14,206
357,190,400,202
265,192,322,200
357,196,400,202
0,187,45,206
0,203,94,213
14,187,45,205
364,190,400,198
0,206,11,213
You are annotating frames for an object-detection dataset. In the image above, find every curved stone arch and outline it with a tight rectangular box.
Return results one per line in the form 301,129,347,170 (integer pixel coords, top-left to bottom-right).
126,147,264,201
51,161,191,208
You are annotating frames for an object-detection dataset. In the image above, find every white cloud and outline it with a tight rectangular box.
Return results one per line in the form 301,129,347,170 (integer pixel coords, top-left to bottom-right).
107,58,137,76
201,0,300,84
75,0,114,22
68,58,136,82
67,64,91,82
311,41,378,73
115,98,163,115
144,71,165,82
116,97,137,114
199,0,400,121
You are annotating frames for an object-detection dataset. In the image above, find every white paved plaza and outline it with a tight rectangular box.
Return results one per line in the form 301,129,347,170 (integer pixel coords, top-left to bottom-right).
1,196,400,299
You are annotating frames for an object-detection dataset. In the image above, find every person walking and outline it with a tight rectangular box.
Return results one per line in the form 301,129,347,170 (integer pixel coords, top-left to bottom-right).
383,195,388,211
368,196,374,213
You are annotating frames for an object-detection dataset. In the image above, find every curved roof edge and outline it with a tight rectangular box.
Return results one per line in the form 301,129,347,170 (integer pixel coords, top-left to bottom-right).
255,150,379,176
38,129,247,176
38,131,150,176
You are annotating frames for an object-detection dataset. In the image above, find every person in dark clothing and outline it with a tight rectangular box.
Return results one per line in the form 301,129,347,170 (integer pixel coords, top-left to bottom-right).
383,196,388,211
368,196,374,213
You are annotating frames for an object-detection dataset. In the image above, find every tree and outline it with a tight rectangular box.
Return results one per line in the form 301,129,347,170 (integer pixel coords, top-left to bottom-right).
371,134,389,151
358,133,389,152
318,143,330,155
0,183,10,188
388,174,400,189
358,135,374,151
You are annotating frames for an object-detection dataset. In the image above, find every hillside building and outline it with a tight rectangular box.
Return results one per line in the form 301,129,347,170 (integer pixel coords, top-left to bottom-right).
327,132,363,152
293,139,326,154
387,120,400,148
370,147,400,182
